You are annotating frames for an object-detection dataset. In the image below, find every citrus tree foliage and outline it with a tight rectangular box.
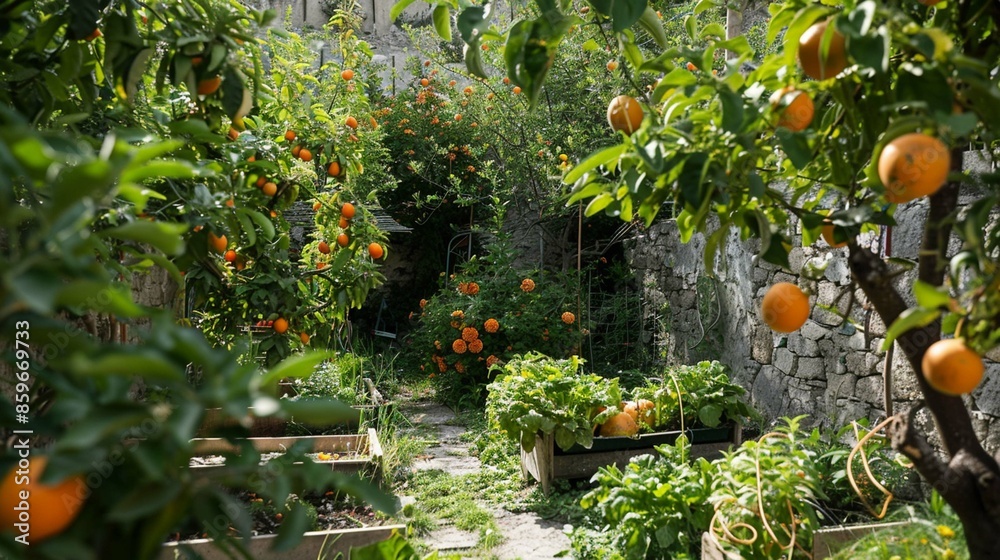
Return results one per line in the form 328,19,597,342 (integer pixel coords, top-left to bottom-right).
401,0,1000,556
0,1,393,557
185,20,390,364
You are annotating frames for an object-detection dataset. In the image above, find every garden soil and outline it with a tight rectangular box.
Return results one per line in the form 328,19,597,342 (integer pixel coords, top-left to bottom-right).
400,399,571,559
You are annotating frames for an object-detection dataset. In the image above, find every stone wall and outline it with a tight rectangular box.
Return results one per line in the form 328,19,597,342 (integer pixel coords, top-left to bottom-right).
626,152,1000,441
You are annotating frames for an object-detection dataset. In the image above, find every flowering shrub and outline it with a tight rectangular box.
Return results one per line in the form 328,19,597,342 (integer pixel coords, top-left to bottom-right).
405,242,585,407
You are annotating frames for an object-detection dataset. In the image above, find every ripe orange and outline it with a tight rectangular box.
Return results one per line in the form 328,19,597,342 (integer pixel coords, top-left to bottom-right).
327,161,341,177
262,182,277,196
224,249,237,263
877,133,950,203
316,261,326,270
318,241,331,254
273,317,289,334
454,114,462,121
312,201,322,211
420,78,430,87
225,198,235,208
636,399,656,427
369,116,378,128
512,86,522,95
798,20,848,81
227,127,239,140
0,457,85,542
599,412,639,437
922,338,984,395
338,216,349,229
503,76,510,85
256,176,267,188
299,332,310,344
84,28,102,41
770,87,814,132
368,242,384,259
284,130,296,142
345,116,358,129
340,202,356,219
208,232,228,253
760,282,810,333
821,219,848,248
298,148,313,162
621,401,639,422
606,60,618,71
341,69,354,81
197,76,222,96
607,95,644,136
292,145,302,157
336,233,349,247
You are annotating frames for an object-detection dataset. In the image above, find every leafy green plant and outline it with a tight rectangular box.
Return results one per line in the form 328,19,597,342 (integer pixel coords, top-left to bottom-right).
631,361,760,432
486,353,621,452
581,436,715,559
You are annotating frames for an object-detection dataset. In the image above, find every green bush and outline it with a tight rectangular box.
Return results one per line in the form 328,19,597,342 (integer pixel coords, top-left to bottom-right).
403,239,584,408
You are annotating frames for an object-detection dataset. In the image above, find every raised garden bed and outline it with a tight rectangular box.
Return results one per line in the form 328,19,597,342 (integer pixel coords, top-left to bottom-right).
522,424,741,495
189,429,383,480
197,403,395,437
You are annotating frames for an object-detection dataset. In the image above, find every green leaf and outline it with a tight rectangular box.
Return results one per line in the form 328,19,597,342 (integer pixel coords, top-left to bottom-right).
775,128,813,169
69,349,184,381
913,281,952,310
432,4,452,41
565,144,626,184
848,28,888,74
636,7,668,49
55,281,143,317
882,308,941,350
280,399,361,426
100,221,188,256
456,4,490,44
390,0,418,22
273,500,311,551
350,534,416,560
698,404,722,427
109,483,181,521
8,267,63,313
257,351,332,389
718,89,744,133
245,209,276,240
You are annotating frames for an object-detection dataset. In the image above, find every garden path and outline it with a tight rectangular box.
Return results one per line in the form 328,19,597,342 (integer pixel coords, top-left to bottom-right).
400,399,571,559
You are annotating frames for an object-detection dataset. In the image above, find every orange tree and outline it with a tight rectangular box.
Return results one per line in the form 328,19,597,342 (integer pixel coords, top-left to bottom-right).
0,1,392,557
182,12,389,365
404,0,1000,556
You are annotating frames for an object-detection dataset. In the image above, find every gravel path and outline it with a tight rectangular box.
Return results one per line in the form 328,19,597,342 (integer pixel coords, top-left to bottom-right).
401,400,572,559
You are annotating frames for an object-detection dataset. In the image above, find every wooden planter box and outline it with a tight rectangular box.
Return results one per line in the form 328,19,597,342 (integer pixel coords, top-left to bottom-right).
189,429,383,480
701,521,913,559
197,403,394,438
522,424,741,495
159,523,407,560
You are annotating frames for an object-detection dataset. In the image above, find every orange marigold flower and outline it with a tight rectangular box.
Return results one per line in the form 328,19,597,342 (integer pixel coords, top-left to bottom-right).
451,309,464,318
467,282,480,295
419,299,428,308
454,361,466,373
452,339,467,353
462,327,479,342
484,318,499,333
450,320,461,329
561,311,576,324
457,282,469,294
437,360,447,372
486,355,500,367
468,339,484,353
520,278,535,292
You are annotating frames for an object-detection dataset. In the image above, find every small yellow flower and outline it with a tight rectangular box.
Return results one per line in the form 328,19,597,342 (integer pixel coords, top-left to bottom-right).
937,525,955,539
317,452,333,461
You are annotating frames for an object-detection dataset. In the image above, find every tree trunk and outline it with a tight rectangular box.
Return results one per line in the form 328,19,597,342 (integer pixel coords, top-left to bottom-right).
847,154,1000,559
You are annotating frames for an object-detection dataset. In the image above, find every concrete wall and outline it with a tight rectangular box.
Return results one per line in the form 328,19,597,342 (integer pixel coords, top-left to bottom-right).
627,152,1000,441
